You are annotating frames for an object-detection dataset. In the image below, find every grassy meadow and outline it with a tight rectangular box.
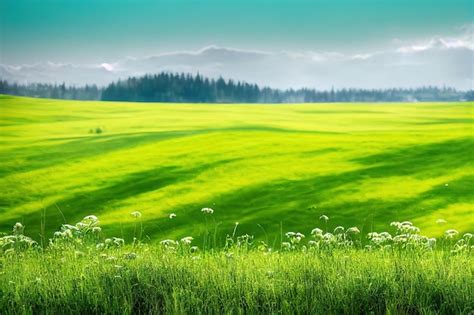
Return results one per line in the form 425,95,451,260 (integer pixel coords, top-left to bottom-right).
0,95,473,314
0,95,472,243
0,95,473,243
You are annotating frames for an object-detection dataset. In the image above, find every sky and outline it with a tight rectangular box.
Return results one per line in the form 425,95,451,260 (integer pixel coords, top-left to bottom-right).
0,0,473,89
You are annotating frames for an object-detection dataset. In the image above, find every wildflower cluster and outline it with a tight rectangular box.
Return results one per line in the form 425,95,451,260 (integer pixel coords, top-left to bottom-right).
0,210,472,259
377,221,436,251
49,215,103,249
224,221,255,252
96,237,125,250
451,232,473,254
0,222,37,255
159,236,198,253
281,232,305,250
306,224,361,250
366,232,394,249
236,234,254,248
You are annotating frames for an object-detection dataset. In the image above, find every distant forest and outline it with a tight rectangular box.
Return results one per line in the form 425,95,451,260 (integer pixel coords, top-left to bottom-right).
1,73,473,103
0,80,101,101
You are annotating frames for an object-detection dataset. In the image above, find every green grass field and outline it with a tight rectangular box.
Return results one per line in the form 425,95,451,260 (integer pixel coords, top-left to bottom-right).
2,247,472,315
0,95,473,244
1,95,473,314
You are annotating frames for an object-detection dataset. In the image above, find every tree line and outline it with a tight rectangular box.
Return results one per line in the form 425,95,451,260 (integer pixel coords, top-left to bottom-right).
0,80,101,100
1,73,473,103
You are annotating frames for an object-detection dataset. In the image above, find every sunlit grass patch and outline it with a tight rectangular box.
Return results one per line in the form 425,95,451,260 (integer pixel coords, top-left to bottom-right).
416,203,474,235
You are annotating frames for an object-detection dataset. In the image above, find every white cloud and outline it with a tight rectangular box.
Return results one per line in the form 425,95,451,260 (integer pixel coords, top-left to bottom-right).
1,28,472,90
397,37,473,53
100,63,115,72
351,53,377,60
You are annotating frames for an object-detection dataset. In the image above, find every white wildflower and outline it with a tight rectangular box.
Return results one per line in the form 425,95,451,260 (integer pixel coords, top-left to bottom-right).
62,224,77,231
63,229,73,238
390,221,401,228
92,227,102,234
319,215,329,222
13,222,24,235
367,232,379,239
201,207,214,214
76,222,87,229
160,239,176,246
346,227,360,234
445,229,459,238
323,233,335,242
334,226,345,234
83,215,98,222
436,219,447,225
113,237,125,247
311,228,323,236
180,236,194,245
131,211,142,218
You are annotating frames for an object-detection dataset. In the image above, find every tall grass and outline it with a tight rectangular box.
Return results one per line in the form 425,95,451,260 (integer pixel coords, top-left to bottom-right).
0,212,473,314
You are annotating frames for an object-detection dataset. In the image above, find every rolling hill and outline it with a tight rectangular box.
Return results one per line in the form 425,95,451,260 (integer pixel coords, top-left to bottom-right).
0,95,472,244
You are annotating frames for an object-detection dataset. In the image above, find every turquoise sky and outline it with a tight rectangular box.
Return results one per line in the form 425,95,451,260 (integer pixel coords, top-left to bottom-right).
0,0,472,64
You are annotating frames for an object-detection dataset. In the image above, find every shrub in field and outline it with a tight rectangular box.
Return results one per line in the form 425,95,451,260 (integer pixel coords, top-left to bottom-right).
89,126,104,134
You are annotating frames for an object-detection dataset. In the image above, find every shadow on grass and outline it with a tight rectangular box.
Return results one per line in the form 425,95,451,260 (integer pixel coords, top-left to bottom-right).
0,126,340,178
0,131,198,178
139,137,473,245
1,137,472,244
0,157,242,239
